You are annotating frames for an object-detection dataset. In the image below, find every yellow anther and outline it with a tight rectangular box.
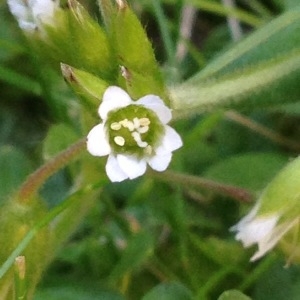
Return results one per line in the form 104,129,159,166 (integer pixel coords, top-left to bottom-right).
114,136,125,146
139,118,150,126
110,122,122,130
131,131,140,142
126,120,135,132
137,140,148,148
131,132,148,148
133,117,141,129
119,119,134,131
119,119,128,127
138,126,149,134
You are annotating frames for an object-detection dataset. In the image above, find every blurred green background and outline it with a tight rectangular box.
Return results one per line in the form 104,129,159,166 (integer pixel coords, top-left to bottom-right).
1,0,300,299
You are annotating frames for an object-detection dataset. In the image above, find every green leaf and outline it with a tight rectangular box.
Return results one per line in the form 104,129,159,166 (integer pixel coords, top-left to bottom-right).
142,282,193,300
51,187,101,249
189,234,245,266
171,50,300,114
284,1,300,10
34,284,124,300
171,8,300,114
189,8,300,81
0,196,50,296
203,152,288,191
110,4,168,101
0,146,32,201
218,289,252,300
0,65,41,95
109,231,154,283
253,263,300,300
187,0,262,27
43,124,79,160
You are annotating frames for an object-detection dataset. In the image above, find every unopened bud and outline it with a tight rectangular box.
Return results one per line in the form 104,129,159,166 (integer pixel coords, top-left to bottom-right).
232,156,300,262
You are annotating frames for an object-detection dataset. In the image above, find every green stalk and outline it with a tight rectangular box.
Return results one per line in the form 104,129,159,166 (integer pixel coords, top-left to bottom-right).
150,170,254,203
17,138,86,204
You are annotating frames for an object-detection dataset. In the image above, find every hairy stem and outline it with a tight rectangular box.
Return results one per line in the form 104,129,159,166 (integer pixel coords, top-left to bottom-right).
17,138,86,204
225,110,300,152
150,170,254,203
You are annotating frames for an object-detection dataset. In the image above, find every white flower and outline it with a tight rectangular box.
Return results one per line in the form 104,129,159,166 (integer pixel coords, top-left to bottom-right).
7,0,58,32
87,86,183,182
231,201,298,261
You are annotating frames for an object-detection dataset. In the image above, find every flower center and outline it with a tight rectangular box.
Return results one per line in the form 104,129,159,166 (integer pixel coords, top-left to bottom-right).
106,104,164,157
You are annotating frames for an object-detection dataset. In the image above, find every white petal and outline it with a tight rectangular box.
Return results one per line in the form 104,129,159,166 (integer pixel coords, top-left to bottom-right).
147,153,172,172
234,215,278,248
99,86,132,120
230,202,261,232
30,0,57,20
136,94,165,106
19,20,36,31
106,155,128,182
155,125,183,155
116,154,147,180
8,0,29,19
87,123,111,157
250,218,298,261
137,95,172,124
8,0,35,30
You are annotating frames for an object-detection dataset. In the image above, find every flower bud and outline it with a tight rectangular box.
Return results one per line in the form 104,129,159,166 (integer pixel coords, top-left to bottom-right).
61,63,108,109
231,156,300,261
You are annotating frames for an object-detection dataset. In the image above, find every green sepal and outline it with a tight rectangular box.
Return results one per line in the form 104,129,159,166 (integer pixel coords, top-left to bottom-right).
41,0,115,79
61,63,108,110
117,67,170,104
258,156,300,219
110,4,168,102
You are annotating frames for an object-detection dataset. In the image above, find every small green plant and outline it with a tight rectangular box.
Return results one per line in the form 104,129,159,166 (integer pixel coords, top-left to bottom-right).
1,0,300,299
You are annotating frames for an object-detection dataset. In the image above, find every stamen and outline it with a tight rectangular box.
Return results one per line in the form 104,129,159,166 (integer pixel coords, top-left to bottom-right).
114,136,125,146
137,140,148,148
126,120,135,132
110,122,122,130
137,126,149,134
131,131,140,142
133,117,140,129
119,119,128,127
139,118,150,126
119,119,134,131
131,132,148,148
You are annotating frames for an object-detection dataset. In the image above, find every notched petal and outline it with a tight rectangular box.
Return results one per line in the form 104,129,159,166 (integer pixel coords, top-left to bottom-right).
99,86,132,119
87,123,111,156
117,154,147,179
156,126,183,155
106,155,128,182
147,153,172,172
137,95,172,123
